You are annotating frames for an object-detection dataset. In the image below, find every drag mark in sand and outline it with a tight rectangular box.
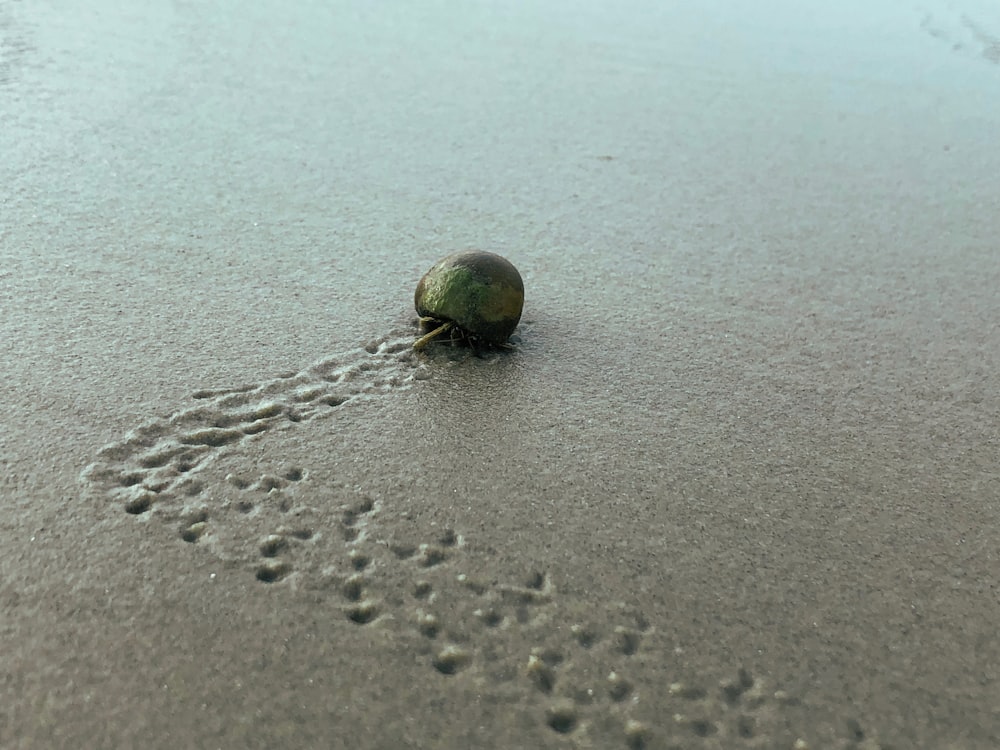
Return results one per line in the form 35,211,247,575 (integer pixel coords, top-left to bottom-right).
81,330,423,515
80,332,886,749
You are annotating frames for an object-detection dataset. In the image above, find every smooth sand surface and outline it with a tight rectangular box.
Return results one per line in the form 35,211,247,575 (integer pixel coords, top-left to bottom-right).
3,1,1000,748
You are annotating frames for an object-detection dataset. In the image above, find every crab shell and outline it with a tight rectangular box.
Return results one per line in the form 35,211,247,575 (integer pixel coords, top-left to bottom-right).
414,251,524,346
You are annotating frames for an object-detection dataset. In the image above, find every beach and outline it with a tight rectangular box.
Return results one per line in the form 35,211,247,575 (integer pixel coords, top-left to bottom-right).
2,1,1000,747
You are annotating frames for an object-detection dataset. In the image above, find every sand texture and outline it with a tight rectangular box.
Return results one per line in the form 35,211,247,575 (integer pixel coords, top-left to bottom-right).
3,1,1000,748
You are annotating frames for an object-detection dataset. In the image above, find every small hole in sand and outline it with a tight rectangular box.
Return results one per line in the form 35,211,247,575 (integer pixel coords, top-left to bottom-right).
692,720,716,737
616,628,641,656
538,650,563,667
413,581,432,599
527,658,555,693
417,613,439,638
571,625,597,649
283,468,303,482
526,571,546,590
608,673,632,702
625,721,650,750
546,704,577,734
347,601,378,625
258,475,284,492
432,646,471,675
180,521,207,543
480,609,503,627
419,546,447,567
847,718,865,741
342,500,372,525
672,683,707,701
342,577,364,602
138,453,171,469
260,536,287,557
226,474,250,489
125,496,152,514
255,564,289,583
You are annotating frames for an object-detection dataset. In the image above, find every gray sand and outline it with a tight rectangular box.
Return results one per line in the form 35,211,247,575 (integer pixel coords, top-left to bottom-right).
3,1,1000,748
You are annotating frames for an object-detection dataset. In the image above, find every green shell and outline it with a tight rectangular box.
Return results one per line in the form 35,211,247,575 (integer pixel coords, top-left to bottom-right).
414,251,524,347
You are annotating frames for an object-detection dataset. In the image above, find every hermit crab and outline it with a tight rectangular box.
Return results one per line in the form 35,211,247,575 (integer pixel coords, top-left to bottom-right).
413,251,524,351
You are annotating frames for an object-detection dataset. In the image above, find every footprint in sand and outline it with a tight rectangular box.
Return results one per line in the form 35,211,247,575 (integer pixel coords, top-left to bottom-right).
81,329,424,514
80,328,886,749
920,5,1000,65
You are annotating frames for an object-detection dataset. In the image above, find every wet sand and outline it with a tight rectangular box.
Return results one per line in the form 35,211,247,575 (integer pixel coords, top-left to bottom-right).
3,1,1000,748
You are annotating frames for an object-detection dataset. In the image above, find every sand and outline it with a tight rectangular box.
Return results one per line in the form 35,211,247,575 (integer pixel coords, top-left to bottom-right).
3,1,1000,748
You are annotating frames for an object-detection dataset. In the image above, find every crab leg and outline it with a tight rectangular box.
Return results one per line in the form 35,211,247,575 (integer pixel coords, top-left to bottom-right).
413,321,455,351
